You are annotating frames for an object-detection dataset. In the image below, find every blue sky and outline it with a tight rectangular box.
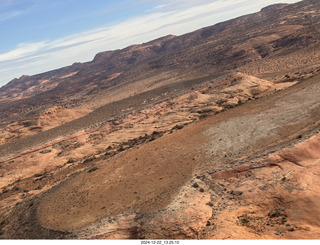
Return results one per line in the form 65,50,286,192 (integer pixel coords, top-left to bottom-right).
0,0,300,86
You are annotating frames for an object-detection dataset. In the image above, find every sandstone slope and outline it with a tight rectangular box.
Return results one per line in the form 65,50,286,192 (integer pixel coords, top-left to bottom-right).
0,72,320,239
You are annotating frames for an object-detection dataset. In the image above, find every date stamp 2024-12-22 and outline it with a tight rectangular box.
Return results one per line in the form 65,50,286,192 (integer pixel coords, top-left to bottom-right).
141,241,180,245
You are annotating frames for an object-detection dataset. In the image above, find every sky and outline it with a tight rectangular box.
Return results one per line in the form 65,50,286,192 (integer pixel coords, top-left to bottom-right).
0,0,300,87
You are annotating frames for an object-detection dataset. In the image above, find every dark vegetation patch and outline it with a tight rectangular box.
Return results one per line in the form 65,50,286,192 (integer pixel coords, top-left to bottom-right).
40,149,52,154
0,197,74,239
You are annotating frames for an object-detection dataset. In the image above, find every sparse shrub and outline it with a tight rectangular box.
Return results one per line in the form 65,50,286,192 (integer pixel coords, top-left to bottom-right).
83,157,95,164
250,88,260,96
88,166,99,173
199,114,209,120
199,188,205,192
229,190,243,196
226,104,235,109
239,217,249,224
149,137,156,142
40,149,52,154
268,209,285,218
192,183,199,188
67,158,75,163
118,145,125,152
188,92,198,100
197,109,213,114
172,124,184,130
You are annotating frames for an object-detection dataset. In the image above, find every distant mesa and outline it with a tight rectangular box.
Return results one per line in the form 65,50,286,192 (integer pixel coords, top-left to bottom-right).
19,75,30,80
260,4,289,12
71,62,82,67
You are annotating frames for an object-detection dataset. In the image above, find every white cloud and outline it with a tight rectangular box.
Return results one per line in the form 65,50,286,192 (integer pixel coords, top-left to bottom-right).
0,0,300,86
0,42,46,62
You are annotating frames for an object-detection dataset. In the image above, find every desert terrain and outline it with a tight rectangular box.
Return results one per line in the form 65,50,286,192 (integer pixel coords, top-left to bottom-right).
1,0,320,239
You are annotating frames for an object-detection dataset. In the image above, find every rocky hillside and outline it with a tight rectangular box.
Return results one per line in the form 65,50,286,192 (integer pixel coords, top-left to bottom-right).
1,0,320,126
